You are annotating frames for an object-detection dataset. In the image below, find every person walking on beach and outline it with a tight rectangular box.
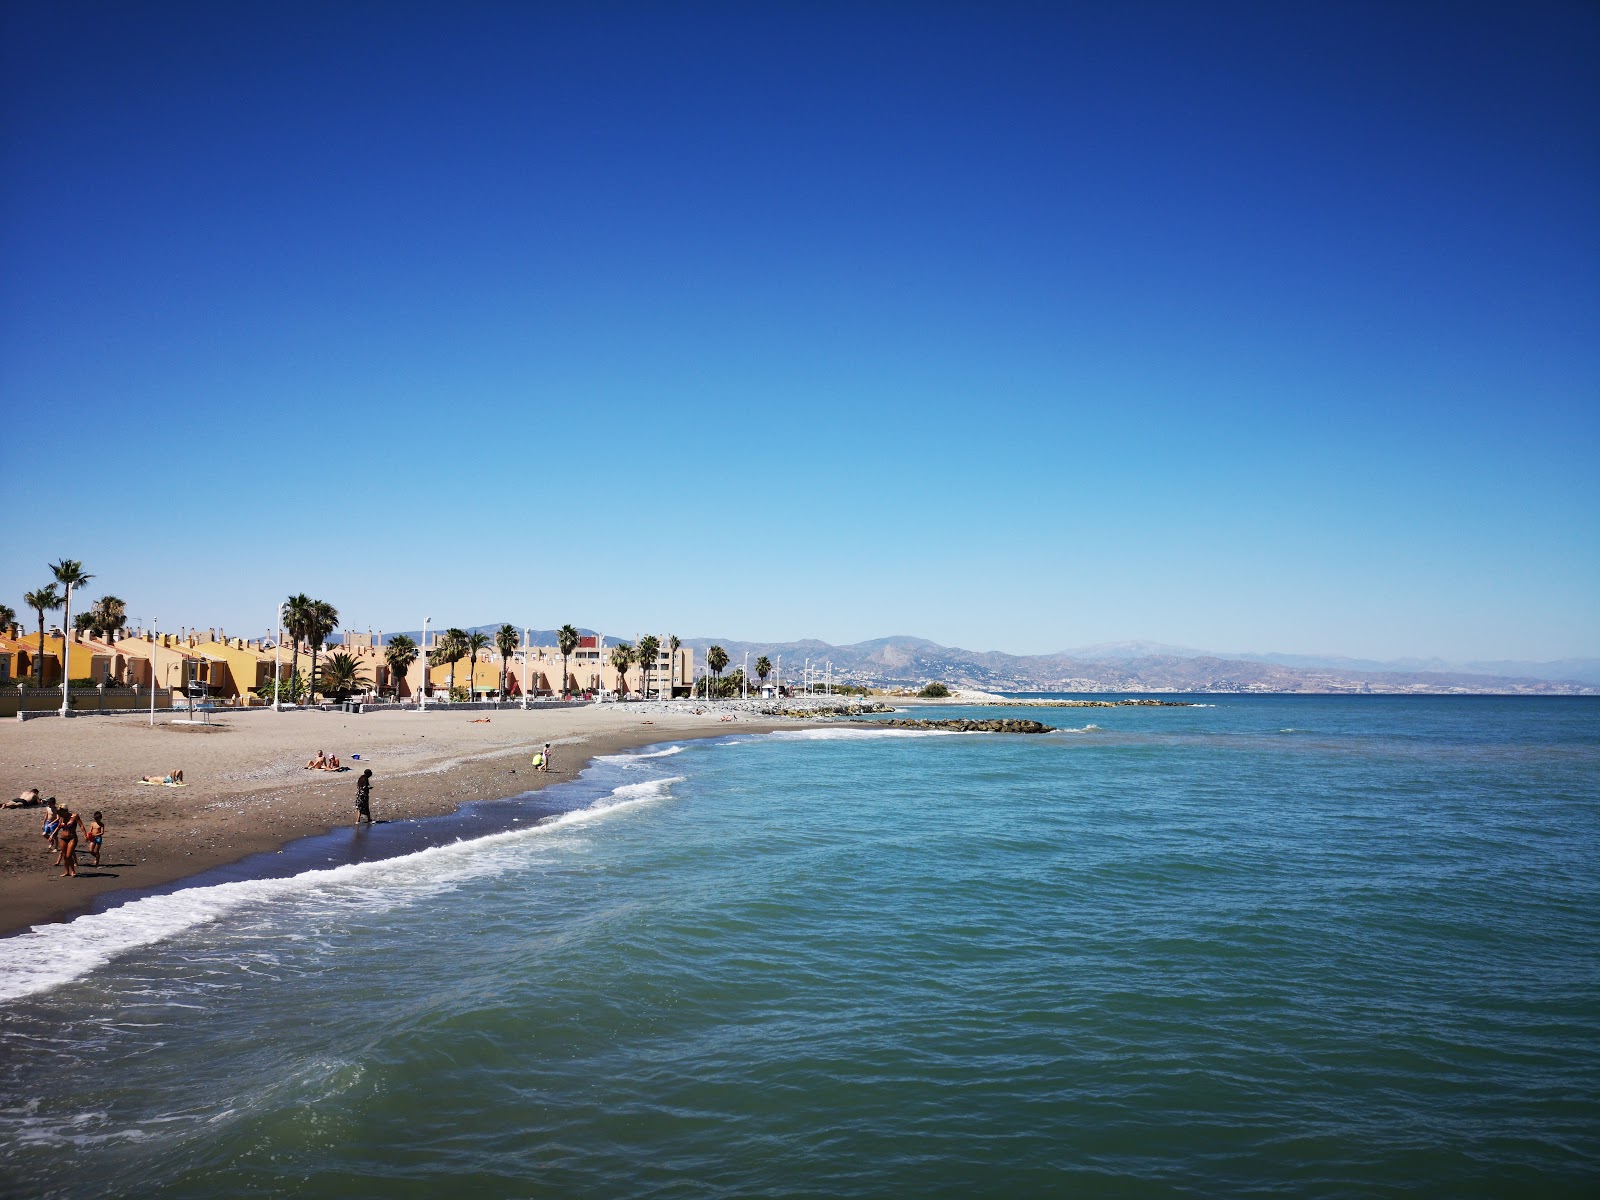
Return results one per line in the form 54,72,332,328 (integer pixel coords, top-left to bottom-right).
85,811,106,867
540,743,552,773
55,806,83,877
355,768,373,824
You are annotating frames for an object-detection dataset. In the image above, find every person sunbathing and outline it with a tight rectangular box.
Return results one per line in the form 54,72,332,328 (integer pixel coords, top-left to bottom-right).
5,788,42,808
326,754,341,770
140,769,184,784
306,751,327,770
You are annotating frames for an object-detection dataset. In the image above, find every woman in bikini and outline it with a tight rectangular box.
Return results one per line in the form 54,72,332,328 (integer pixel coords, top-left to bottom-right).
55,806,84,877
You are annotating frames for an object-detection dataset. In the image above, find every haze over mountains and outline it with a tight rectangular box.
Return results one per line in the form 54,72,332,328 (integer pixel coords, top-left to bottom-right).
368,629,1597,695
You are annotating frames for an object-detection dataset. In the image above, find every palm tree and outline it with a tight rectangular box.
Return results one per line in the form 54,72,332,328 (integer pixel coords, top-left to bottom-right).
557,624,581,698
317,652,372,702
76,595,127,641
437,628,468,696
609,643,635,698
307,600,339,701
464,630,491,698
666,634,681,696
755,656,772,687
50,560,92,713
495,624,519,698
383,634,418,701
283,593,314,691
637,635,660,701
24,585,61,685
0,603,16,631
707,644,729,681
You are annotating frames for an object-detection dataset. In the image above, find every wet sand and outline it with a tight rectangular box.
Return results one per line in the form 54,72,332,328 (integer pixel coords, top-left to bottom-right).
0,704,783,937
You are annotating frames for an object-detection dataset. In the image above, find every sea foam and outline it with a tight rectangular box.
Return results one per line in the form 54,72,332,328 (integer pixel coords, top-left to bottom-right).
0,776,683,1006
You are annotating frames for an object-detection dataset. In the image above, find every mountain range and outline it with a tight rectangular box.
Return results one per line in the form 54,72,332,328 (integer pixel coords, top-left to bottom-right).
359,628,1597,694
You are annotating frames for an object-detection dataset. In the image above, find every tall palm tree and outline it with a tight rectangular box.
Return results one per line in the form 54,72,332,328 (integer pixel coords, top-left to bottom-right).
609,643,635,698
557,624,581,698
307,600,339,701
706,645,729,699
437,628,468,695
666,634,681,696
24,585,61,685
383,634,418,701
50,560,92,714
637,635,660,701
317,652,372,702
495,624,519,697
755,655,772,686
0,603,16,631
464,630,491,698
283,593,314,691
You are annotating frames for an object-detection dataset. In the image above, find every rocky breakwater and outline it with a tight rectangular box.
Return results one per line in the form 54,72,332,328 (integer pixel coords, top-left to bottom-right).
869,717,1056,733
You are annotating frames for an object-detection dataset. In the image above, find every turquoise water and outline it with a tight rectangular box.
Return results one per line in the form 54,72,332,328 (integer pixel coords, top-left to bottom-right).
2,696,1597,1197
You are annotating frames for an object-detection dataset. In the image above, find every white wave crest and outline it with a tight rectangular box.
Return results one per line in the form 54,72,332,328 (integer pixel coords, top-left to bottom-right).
594,745,685,765
766,727,961,741
0,776,683,1006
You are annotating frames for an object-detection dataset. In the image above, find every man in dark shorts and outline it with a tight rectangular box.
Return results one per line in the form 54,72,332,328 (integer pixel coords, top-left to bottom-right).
355,768,373,824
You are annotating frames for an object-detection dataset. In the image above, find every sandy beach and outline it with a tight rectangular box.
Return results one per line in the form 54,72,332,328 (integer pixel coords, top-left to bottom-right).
0,703,787,937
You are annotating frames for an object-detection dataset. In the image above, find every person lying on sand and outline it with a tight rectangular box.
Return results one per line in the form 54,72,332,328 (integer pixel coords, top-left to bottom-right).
5,788,43,808
469,718,491,723
140,769,184,785
306,751,327,770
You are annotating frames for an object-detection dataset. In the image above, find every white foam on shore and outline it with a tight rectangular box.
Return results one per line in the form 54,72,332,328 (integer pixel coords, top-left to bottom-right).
0,776,684,1006
595,745,685,764
766,727,959,741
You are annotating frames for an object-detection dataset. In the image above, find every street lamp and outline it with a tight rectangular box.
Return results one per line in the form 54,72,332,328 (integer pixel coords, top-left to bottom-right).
149,620,158,727
419,616,432,711
522,626,530,711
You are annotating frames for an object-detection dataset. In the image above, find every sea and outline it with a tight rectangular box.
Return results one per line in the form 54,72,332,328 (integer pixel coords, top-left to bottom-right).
1,695,1596,1198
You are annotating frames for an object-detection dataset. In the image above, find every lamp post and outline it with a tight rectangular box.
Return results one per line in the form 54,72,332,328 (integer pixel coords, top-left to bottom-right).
522,627,530,711
273,603,284,712
419,616,432,711
149,620,158,727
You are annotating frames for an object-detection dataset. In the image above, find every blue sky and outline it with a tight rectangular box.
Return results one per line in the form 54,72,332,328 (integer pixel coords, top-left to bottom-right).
3,1,1596,661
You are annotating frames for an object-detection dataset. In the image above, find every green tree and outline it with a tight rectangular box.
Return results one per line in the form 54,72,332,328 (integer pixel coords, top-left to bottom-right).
307,600,339,701
435,628,468,695
666,634,681,696
557,624,581,697
24,585,61,685
76,595,127,640
754,655,772,686
383,634,418,701
637,634,660,700
283,593,315,693
495,624,519,697
317,652,371,702
707,644,729,682
609,642,634,697
0,603,14,631
50,560,93,712
919,682,951,698
463,630,491,697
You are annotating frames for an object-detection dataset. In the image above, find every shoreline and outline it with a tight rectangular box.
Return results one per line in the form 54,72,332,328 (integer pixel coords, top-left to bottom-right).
0,705,788,938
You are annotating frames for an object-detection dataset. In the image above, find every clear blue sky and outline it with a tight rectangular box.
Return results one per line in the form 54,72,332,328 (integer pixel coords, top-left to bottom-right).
3,1,1596,661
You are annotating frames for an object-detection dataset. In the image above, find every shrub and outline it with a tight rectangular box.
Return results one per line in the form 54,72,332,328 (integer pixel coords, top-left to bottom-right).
918,682,951,698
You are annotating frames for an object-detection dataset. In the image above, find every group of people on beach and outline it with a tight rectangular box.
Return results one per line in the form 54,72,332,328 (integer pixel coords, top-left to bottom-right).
305,751,344,771
37,799,104,878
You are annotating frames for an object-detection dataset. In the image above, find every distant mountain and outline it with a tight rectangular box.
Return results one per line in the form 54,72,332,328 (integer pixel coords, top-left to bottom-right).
338,627,1596,694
